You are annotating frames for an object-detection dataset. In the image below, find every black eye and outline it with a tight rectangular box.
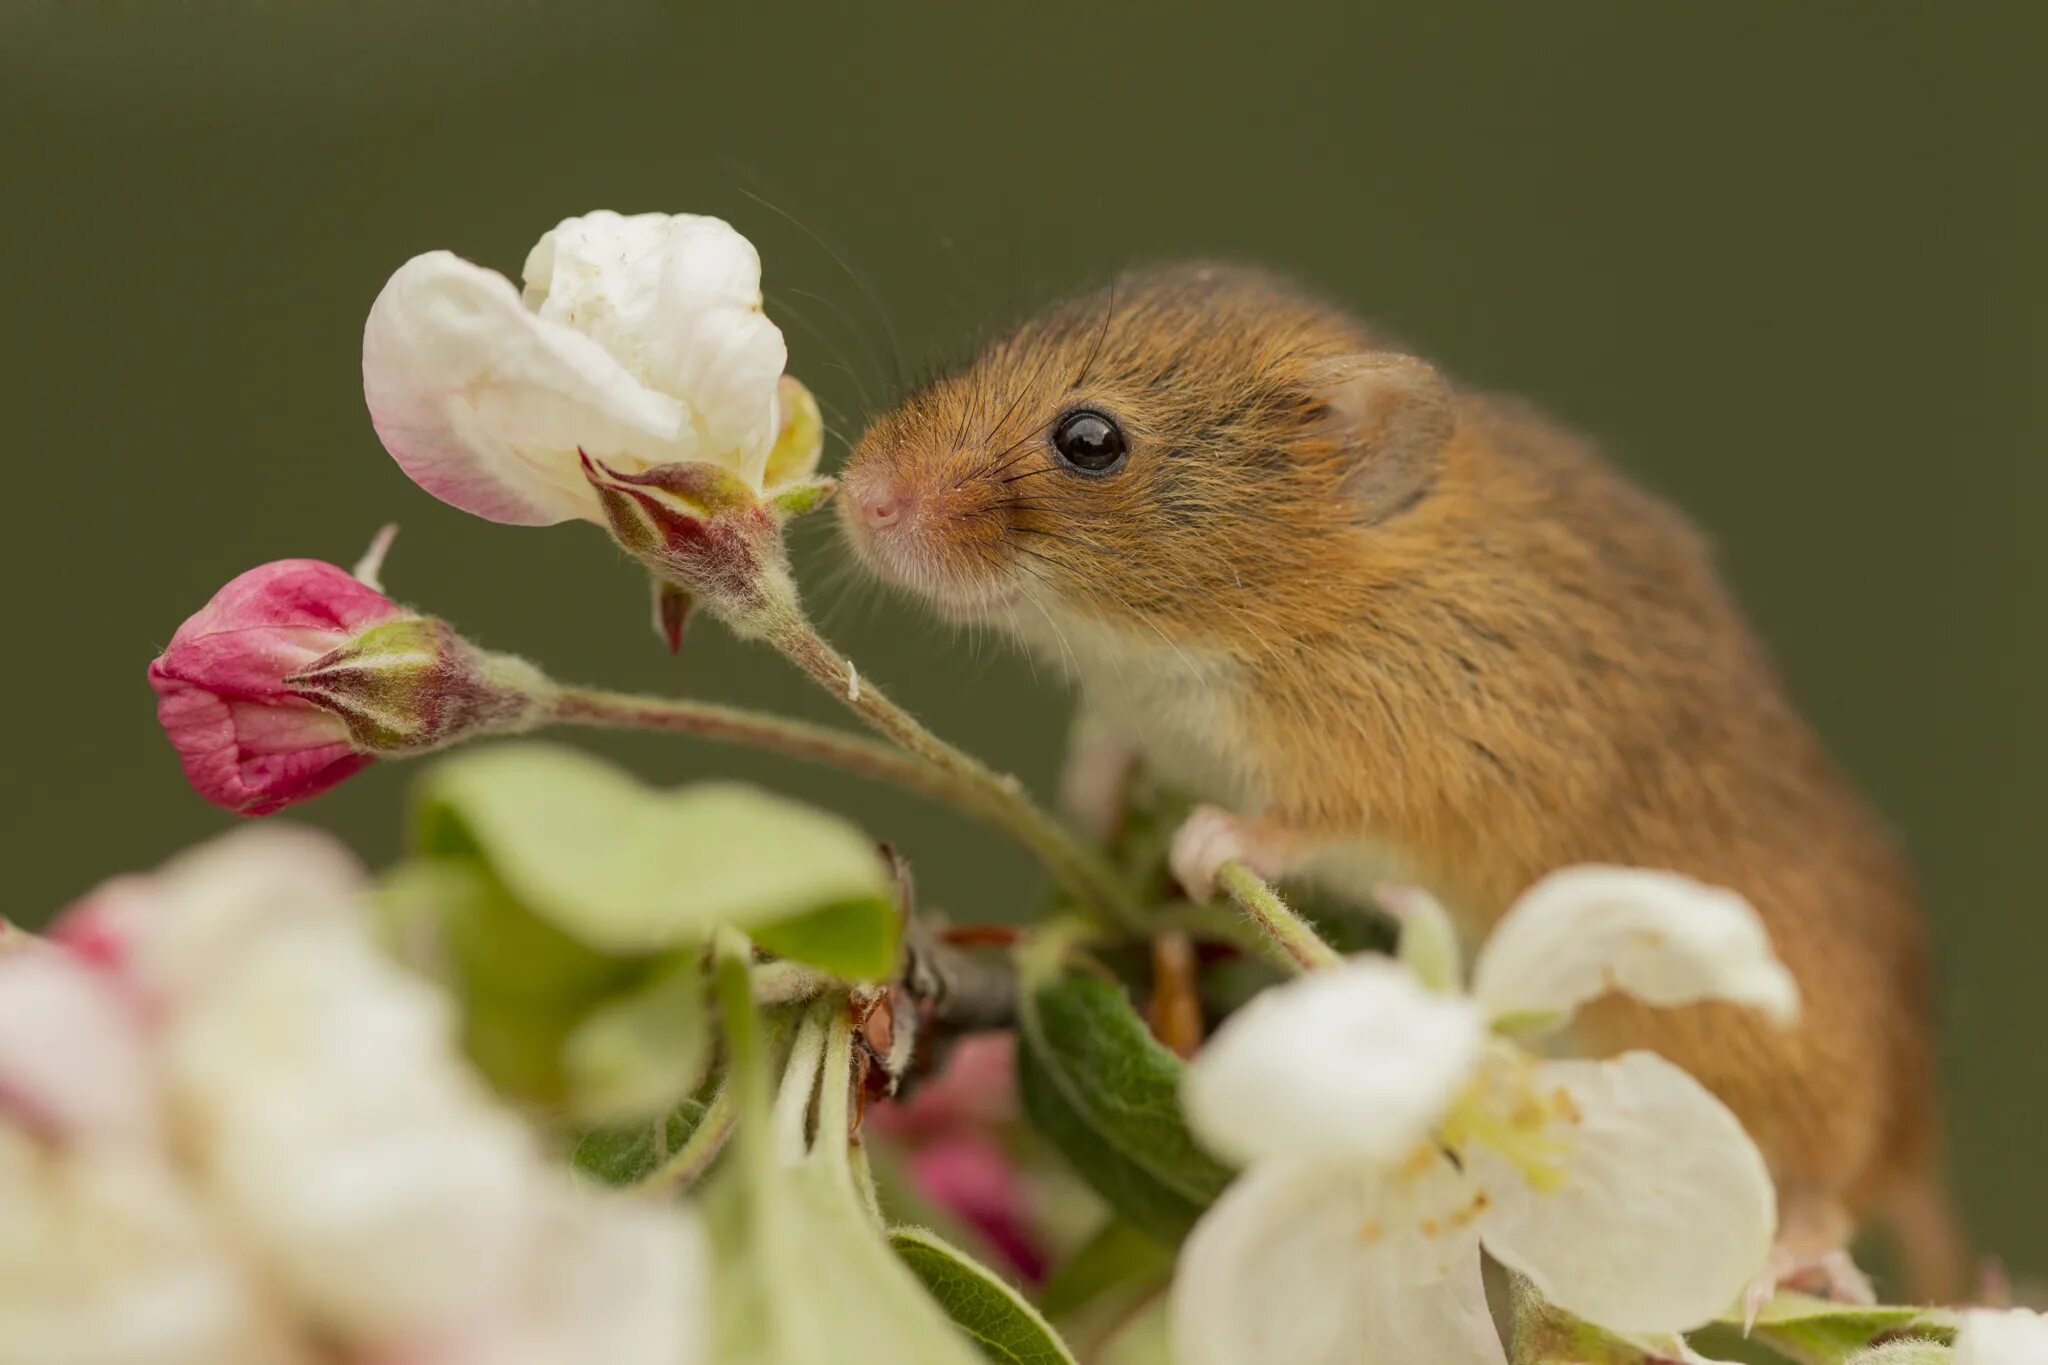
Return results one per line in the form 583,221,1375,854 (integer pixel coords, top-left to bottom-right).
1051,409,1128,475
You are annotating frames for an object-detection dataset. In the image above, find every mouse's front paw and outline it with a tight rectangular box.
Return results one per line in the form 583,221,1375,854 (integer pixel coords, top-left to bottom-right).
1169,805,1256,903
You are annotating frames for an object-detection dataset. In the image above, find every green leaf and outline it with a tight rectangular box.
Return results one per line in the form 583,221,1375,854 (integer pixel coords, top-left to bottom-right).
379,858,644,1106
890,1226,1079,1365
413,742,898,978
1728,1294,1956,1364
1015,968,1234,1244
561,963,709,1124
571,1099,711,1186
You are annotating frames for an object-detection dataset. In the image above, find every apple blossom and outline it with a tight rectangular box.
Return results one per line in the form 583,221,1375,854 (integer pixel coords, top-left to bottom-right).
362,211,826,628
0,827,707,1365
1173,866,1798,1365
1953,1308,2048,1365
149,557,552,815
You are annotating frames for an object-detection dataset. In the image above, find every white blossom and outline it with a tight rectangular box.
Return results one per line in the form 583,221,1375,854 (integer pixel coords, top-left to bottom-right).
1173,865,1794,1364
1954,1308,2048,1365
0,948,154,1141
0,826,707,1365
1471,865,1799,1029
362,210,819,527
1181,957,1484,1168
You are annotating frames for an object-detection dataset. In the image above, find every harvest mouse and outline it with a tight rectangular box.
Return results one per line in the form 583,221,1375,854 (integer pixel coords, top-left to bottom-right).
837,264,1961,1300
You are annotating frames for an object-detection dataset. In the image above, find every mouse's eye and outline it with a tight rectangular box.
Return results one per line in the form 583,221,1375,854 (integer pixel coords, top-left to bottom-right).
1051,409,1128,476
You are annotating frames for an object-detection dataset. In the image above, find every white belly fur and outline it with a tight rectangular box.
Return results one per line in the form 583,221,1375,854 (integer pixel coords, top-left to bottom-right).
1010,604,1437,918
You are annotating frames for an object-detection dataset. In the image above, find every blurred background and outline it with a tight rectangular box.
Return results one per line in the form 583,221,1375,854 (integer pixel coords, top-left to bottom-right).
2,1,2040,1273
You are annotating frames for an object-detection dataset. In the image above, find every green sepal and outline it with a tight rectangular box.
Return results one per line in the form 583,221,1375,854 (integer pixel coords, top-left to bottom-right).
1726,1293,1957,1364
768,476,837,521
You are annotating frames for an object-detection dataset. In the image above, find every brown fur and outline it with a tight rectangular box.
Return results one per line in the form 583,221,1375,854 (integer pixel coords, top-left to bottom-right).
840,264,1958,1295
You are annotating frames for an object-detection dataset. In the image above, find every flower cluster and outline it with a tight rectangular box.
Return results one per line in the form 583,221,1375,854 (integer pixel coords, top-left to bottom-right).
0,827,705,1365
1173,867,1799,1364
108,201,2016,1365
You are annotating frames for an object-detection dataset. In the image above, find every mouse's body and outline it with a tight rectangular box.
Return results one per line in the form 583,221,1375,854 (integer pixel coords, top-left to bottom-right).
838,264,1960,1297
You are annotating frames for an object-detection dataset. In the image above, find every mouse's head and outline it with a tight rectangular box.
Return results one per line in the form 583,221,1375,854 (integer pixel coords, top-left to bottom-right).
839,264,1454,644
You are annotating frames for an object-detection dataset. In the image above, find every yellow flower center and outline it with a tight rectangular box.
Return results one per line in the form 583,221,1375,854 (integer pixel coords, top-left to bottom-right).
1436,1043,1578,1193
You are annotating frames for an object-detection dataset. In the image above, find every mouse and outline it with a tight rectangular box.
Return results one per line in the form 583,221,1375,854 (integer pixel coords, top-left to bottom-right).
836,262,1963,1302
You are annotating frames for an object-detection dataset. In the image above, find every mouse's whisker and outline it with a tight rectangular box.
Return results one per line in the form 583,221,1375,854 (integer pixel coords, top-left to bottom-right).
1069,274,1120,391
765,288,881,419
997,466,1062,486
735,183,906,390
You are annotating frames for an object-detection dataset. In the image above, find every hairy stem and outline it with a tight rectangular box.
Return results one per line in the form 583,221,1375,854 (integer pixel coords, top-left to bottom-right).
1214,862,1342,973
552,681,1139,929
553,686,965,804
630,1082,736,1201
755,608,1145,930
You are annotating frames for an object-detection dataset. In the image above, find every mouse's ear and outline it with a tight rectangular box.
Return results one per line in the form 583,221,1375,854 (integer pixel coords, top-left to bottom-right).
1308,353,1454,523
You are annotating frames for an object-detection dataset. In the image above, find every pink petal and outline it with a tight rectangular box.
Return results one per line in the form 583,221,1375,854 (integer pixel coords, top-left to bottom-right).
0,947,154,1139
148,561,392,816
168,558,402,646
149,670,367,816
363,251,689,526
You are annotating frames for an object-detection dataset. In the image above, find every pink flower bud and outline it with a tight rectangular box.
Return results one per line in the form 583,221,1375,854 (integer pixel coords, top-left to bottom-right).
149,561,550,815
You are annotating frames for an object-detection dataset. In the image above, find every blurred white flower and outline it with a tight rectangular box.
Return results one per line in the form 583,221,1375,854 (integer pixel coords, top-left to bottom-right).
1173,866,1796,1365
363,209,821,526
0,947,155,1141
0,1083,298,1365
1954,1308,2048,1365
0,826,706,1365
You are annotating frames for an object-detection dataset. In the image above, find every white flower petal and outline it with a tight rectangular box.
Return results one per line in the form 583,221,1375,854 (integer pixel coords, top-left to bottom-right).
79,824,367,1008
464,1195,710,1365
0,1132,288,1365
1182,957,1485,1167
167,919,539,1339
0,950,153,1140
1472,1053,1775,1336
1955,1308,2048,1365
1471,866,1799,1028
1172,1156,1506,1365
524,211,786,486
363,250,691,526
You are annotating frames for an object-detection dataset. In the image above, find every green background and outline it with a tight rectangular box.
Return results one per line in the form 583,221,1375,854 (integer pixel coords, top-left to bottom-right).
3,3,2040,1275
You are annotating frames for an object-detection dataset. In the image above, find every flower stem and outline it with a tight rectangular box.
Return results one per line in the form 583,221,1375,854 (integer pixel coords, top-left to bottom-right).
755,608,1145,931
630,1081,736,1201
551,683,1140,929
1214,862,1342,973
552,686,962,804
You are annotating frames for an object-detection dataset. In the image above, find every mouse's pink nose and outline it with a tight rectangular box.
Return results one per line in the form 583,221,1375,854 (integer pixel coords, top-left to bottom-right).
853,477,915,532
